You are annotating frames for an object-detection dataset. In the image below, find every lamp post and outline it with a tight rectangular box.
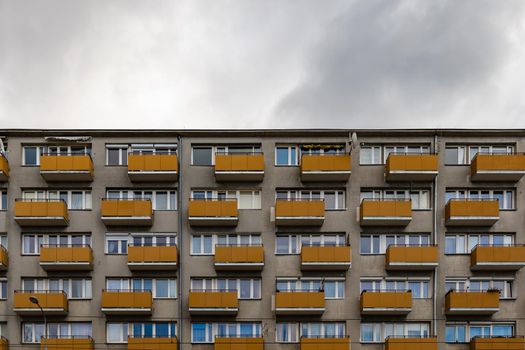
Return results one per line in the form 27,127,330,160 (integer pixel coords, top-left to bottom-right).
29,296,47,349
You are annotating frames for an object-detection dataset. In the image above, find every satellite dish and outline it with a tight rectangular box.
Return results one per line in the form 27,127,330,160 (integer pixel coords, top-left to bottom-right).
349,132,358,151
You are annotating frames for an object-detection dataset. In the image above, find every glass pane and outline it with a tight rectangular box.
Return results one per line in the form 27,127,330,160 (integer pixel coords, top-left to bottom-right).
192,147,212,165
156,279,169,298
156,192,168,210
276,147,289,165
445,148,459,164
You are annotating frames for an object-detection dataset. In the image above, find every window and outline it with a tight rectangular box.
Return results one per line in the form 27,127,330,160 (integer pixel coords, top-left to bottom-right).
360,278,429,299
0,279,6,300
445,145,514,165
276,190,346,210
129,144,177,155
0,234,6,249
192,145,261,166
105,232,177,254
300,322,345,338
0,191,6,210
191,278,261,299
191,234,261,255
324,280,345,299
445,278,513,298
360,234,430,254
276,145,299,166
276,234,346,255
106,190,177,210
106,278,177,299
361,189,430,210
22,146,43,166
445,323,514,343
192,146,213,165
107,323,128,343
276,278,344,299
22,278,92,299
445,234,514,254
23,322,92,343
22,234,91,255
360,145,430,165
106,321,177,343
360,323,429,343
106,235,129,254
276,323,299,343
22,145,91,166
191,323,261,343
191,190,261,209
445,189,515,210
106,145,128,165
22,190,92,210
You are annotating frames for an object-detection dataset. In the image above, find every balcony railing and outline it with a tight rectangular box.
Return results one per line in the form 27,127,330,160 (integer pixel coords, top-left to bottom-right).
300,244,351,270
214,152,265,181
127,244,178,270
274,290,325,315
385,244,438,270
188,198,238,226
470,336,525,350
188,289,239,315
215,337,264,350
300,337,351,350
14,198,69,226
128,336,178,350
385,153,438,181
101,289,153,315
40,336,94,350
0,153,9,181
385,336,438,350
127,153,178,182
471,244,525,271
0,336,7,350
214,244,264,270
275,199,325,226
445,199,500,226
101,198,153,226
360,199,412,226
39,244,93,271
445,289,500,315
300,154,351,182
0,245,7,271
39,153,94,181
13,290,68,315
471,153,525,182
360,290,412,315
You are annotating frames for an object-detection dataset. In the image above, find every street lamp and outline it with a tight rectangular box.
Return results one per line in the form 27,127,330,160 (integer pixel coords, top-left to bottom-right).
29,296,47,347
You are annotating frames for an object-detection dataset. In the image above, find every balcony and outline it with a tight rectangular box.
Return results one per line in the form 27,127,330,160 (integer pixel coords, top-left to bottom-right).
470,337,525,350
188,290,239,315
188,198,238,226
0,246,7,271
127,245,178,270
14,199,69,226
40,154,93,182
128,153,178,182
215,337,264,350
40,337,94,350
300,245,351,270
359,199,412,226
214,245,264,270
0,153,9,181
471,245,525,270
445,290,500,315
39,244,93,271
385,245,438,270
385,153,438,181
101,290,153,315
300,154,351,182
300,337,351,350
0,337,6,350
128,337,178,350
445,199,499,226
274,291,325,315
214,152,265,181
471,153,525,181
101,198,153,226
275,199,325,226
13,290,68,315
360,290,412,315
385,337,438,350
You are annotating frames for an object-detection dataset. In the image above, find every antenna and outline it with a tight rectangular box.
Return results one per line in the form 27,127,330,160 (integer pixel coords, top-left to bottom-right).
349,132,358,152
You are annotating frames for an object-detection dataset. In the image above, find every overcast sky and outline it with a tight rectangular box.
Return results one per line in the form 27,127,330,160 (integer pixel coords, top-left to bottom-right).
1,0,525,129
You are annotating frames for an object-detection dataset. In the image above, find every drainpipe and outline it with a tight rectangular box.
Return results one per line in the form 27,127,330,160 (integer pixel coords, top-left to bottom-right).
432,133,439,337
177,135,183,349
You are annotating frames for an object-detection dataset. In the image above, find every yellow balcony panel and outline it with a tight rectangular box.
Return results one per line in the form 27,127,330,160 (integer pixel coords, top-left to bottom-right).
127,245,178,270
14,199,69,226
445,290,500,315
275,199,325,226
471,337,525,350
214,245,264,270
385,245,438,270
215,153,265,181
0,246,7,271
13,290,68,315
188,199,238,226
300,337,351,350
41,337,94,350
360,199,412,226
128,154,178,182
188,290,239,315
301,245,351,270
0,337,7,350
300,155,351,182
360,291,412,315
39,245,93,271
215,337,264,350
40,154,94,182
385,337,438,350
128,337,178,350
0,153,9,181
445,199,499,226
101,290,153,315
101,199,153,226
275,291,325,315
386,154,438,181
471,154,525,182
471,245,525,271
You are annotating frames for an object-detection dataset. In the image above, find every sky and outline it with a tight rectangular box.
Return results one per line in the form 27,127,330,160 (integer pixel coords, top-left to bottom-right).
1,0,525,129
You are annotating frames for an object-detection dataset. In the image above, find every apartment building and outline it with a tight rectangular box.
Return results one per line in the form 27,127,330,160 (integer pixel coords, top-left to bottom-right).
0,129,524,350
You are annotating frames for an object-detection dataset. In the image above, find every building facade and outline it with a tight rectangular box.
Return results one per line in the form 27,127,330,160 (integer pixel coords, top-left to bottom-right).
0,129,524,350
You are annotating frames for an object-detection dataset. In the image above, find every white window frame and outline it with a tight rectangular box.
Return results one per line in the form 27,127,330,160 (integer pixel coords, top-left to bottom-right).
360,234,431,255
21,278,92,299
106,190,177,211
276,277,345,299
360,322,430,343
275,233,347,255
445,233,514,254
360,278,430,299
360,189,430,210
275,145,299,166
190,278,261,299
23,322,92,344
191,322,262,344
22,233,91,255
105,144,128,166
191,190,261,210
191,234,261,255
445,145,515,165
360,144,431,165
105,278,177,299
191,145,261,166
0,191,7,210
22,190,92,210
445,278,514,299
105,233,177,255
276,190,346,210
445,189,515,210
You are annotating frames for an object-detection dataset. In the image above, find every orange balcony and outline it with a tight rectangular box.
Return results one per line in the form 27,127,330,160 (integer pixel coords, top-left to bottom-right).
385,245,438,270
188,198,238,226
128,153,178,182
14,199,69,226
101,290,153,315
39,244,93,271
275,199,325,226
0,337,6,350
300,154,351,182
385,153,438,181
471,153,525,181
128,337,178,350
445,290,500,315
127,245,178,270
471,245,525,270
215,337,264,350
0,153,9,181
0,245,7,271
41,337,94,350
470,337,525,350
360,290,412,315
300,337,350,350
385,337,437,350
40,154,93,182
101,198,153,226
360,199,412,226
445,199,499,226
14,290,68,315
215,153,265,181
188,290,239,315
214,245,264,270
301,245,351,270
275,291,325,315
